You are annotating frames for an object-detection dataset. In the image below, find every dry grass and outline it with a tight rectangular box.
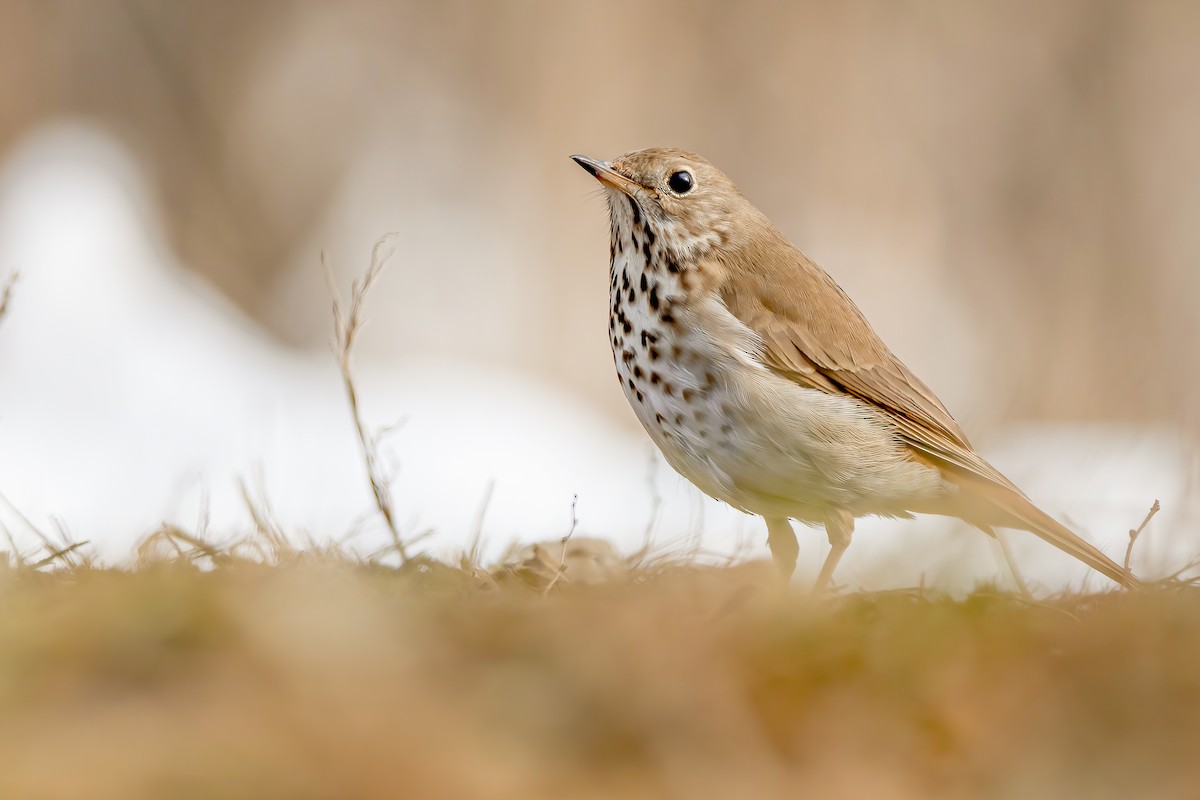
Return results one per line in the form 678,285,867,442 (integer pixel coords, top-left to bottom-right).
325,237,411,564
2,248,1196,799
0,554,1198,800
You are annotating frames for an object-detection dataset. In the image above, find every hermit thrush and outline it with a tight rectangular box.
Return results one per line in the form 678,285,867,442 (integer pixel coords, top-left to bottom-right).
572,148,1140,590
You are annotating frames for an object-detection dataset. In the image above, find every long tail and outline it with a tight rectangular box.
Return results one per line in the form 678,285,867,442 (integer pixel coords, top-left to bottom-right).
954,476,1142,590
894,418,1143,589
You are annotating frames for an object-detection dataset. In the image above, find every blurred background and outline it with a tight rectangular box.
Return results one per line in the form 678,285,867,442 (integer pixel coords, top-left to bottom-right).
0,0,1196,588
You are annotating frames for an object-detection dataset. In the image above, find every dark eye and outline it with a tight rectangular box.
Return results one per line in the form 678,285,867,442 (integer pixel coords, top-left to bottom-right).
667,170,694,194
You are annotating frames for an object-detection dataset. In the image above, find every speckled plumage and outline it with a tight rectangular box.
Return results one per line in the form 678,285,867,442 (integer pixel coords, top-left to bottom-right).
574,148,1139,590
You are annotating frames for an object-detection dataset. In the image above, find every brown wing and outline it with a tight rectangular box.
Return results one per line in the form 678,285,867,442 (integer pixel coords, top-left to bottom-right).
717,239,973,448
717,237,1035,494
714,236,1139,587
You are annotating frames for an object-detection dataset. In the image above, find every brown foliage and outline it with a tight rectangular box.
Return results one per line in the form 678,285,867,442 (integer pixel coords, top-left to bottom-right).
0,562,1197,799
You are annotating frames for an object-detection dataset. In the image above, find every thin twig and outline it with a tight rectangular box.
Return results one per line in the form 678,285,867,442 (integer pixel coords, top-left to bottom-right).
30,541,90,571
326,235,410,564
543,494,579,595
50,518,91,570
1124,499,1161,572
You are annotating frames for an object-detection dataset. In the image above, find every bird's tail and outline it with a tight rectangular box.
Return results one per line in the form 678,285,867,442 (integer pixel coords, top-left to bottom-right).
954,476,1142,590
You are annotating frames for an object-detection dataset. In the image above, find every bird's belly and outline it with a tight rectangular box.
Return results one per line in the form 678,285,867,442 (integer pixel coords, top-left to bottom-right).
614,341,945,521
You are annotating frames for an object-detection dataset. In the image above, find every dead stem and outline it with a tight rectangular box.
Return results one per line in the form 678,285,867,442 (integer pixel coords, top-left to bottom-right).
1124,499,1161,572
325,235,410,564
0,488,91,570
543,494,579,595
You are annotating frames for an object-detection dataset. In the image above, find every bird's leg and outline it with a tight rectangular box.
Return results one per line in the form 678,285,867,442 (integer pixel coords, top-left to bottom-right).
764,516,798,581
814,509,854,593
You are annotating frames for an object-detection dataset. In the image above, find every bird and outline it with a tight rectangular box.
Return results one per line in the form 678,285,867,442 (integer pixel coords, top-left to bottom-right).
571,147,1141,591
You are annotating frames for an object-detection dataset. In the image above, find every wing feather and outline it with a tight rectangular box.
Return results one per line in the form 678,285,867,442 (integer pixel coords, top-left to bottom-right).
717,243,971,453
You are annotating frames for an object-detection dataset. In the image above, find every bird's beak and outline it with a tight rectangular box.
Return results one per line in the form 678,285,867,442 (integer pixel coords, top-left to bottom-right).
571,154,641,196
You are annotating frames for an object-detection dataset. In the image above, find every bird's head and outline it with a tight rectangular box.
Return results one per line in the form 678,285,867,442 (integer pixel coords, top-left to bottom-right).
572,148,763,262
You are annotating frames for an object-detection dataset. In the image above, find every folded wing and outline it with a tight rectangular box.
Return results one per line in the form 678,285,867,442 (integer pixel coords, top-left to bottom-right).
715,240,1140,588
